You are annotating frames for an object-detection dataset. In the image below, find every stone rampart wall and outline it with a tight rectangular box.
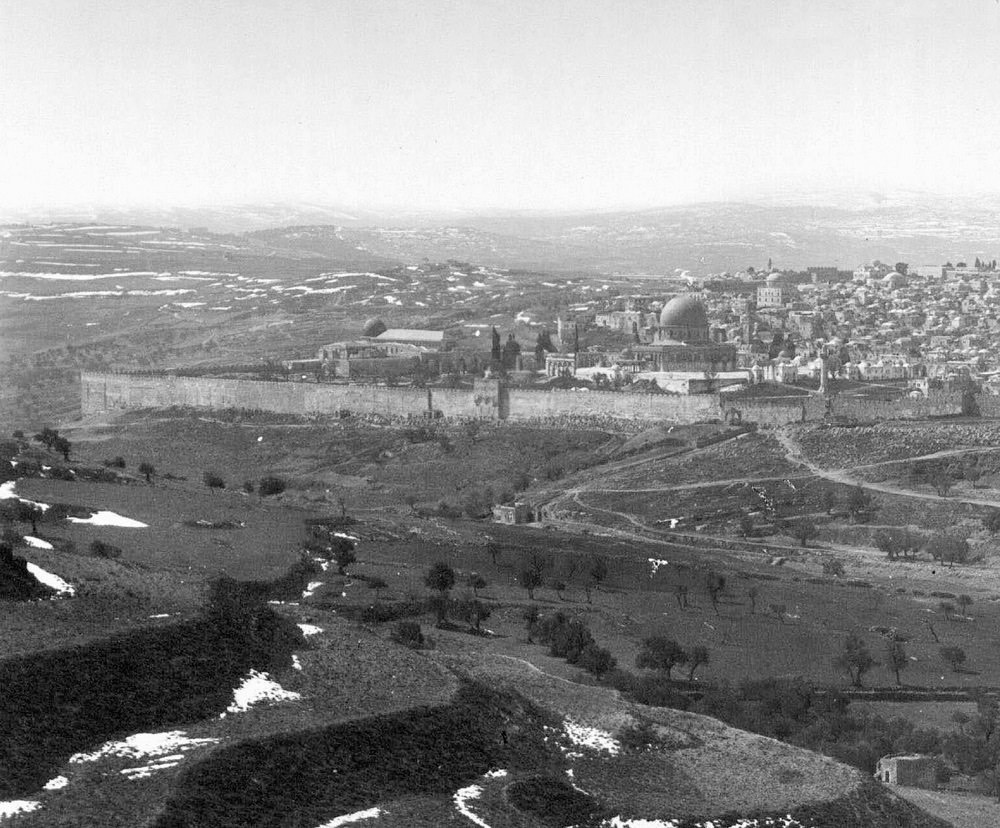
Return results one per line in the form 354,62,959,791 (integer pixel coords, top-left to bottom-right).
834,394,965,421
79,372,969,428
504,388,722,423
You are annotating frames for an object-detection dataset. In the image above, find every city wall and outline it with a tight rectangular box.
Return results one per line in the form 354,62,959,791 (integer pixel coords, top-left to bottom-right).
504,387,722,423
79,372,969,428
834,394,966,421
81,372,480,419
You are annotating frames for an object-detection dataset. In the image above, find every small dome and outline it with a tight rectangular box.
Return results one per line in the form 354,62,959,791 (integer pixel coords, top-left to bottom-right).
658,295,709,329
362,317,388,337
766,272,785,284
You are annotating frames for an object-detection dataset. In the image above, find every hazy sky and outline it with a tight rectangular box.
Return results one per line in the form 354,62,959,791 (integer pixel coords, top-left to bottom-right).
3,0,1000,211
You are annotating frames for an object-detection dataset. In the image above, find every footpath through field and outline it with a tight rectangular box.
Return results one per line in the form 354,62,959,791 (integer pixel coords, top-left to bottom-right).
533,423,1000,564
775,427,1000,509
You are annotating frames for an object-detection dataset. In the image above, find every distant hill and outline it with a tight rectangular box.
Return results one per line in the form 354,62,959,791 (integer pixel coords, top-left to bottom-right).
5,191,1000,273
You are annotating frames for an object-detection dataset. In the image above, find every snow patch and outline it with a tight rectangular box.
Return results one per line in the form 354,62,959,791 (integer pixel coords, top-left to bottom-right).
71,731,219,763
26,562,74,596
332,532,359,542
648,558,669,577
23,536,54,550
222,670,301,715
120,755,185,780
298,623,323,636
0,800,41,818
453,785,490,828
315,806,383,828
67,510,147,528
0,480,51,511
563,719,620,755
42,776,69,791
302,581,324,598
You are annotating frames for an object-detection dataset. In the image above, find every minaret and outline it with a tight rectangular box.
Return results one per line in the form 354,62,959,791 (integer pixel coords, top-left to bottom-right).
820,353,830,396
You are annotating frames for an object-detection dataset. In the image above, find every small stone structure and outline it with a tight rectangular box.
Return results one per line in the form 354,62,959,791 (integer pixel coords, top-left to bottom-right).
875,754,936,788
493,503,532,525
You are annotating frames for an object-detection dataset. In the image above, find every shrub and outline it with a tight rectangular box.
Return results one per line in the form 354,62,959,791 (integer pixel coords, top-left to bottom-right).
258,476,286,497
518,567,543,600
332,540,357,575
203,471,226,489
460,488,493,519
390,620,425,649
89,540,122,559
577,643,616,677
636,636,687,678
424,561,456,594
618,720,668,752
791,519,819,547
822,558,845,577
523,605,540,643
941,646,967,672
507,776,600,827
549,619,595,664
360,603,397,623
456,598,491,632
434,500,462,519
834,633,875,688
242,481,255,494
627,674,691,709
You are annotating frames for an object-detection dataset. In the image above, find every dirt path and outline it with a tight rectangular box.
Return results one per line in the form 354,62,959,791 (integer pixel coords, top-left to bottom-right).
775,427,1000,508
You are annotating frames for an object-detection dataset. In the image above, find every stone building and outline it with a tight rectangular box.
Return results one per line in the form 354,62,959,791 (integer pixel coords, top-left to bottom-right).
493,502,532,524
629,295,737,373
757,273,790,308
875,754,936,788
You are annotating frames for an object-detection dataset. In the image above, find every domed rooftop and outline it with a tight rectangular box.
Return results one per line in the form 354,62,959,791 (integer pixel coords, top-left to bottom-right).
766,272,785,284
361,317,388,338
659,295,709,330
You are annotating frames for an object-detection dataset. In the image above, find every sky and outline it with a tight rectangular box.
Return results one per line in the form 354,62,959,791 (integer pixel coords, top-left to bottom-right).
3,0,1000,212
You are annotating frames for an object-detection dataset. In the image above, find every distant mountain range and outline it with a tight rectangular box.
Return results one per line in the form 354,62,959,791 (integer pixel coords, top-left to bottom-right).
6,193,1000,274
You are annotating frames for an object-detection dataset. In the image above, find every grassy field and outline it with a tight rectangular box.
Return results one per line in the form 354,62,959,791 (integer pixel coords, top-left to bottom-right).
892,786,1000,828
66,412,613,514
13,414,1000,825
852,701,979,731
44,414,1000,694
